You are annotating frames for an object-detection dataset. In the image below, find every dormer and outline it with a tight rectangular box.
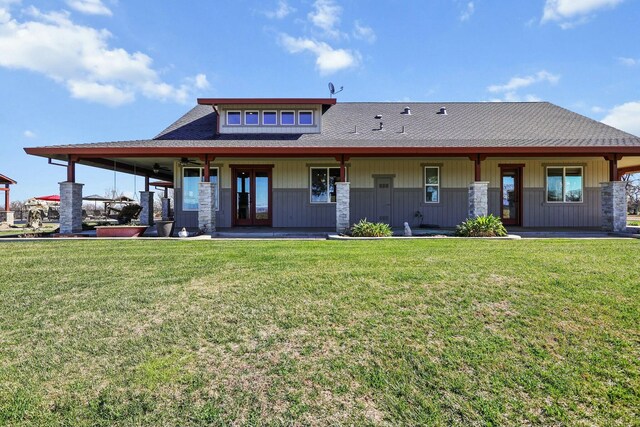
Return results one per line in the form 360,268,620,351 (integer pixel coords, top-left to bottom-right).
197,98,336,135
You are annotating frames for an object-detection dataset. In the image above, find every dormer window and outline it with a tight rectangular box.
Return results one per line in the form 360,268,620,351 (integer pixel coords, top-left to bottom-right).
245,111,259,125
227,111,241,125
281,111,295,126
299,111,313,125
263,111,277,125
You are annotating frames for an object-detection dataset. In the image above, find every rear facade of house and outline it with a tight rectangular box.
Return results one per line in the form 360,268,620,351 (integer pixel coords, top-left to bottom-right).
25,98,640,233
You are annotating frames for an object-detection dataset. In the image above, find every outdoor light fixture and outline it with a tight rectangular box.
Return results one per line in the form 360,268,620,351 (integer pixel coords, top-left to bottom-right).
152,163,160,174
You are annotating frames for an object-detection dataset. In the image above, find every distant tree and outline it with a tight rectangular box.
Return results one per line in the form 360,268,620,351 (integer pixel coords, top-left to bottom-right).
622,174,640,214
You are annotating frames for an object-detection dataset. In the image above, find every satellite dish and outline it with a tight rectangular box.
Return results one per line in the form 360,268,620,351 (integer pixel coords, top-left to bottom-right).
328,82,343,98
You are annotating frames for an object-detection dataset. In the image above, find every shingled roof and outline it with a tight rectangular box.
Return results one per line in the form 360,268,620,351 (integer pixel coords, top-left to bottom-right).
25,101,640,152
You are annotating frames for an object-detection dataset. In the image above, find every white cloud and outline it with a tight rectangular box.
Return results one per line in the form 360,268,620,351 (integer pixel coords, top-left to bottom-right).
488,70,560,93
542,0,624,27
265,0,294,19
460,2,475,22
308,0,343,38
279,33,359,74
591,106,606,113
352,20,375,43
66,0,112,16
617,57,639,66
0,6,207,106
602,101,640,136
489,92,542,102
23,130,36,138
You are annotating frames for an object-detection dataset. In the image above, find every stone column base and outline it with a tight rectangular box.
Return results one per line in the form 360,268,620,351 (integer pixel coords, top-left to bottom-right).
59,182,84,234
198,182,217,234
468,181,489,218
0,211,14,226
601,181,627,232
336,182,350,233
139,191,154,226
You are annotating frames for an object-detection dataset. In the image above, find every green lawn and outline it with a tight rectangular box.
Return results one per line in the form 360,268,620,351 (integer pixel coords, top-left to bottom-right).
0,240,638,426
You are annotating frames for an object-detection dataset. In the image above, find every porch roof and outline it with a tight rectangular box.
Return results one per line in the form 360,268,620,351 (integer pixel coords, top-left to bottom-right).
0,174,17,185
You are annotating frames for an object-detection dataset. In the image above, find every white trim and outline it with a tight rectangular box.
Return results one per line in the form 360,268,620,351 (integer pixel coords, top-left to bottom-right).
182,166,220,211
545,166,584,203
281,110,295,126
226,110,241,126
244,110,259,126
262,110,277,126
424,166,440,204
298,110,314,126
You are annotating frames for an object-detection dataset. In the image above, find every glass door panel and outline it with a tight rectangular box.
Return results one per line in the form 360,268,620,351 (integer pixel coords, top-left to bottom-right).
236,170,251,225
232,167,272,226
500,168,521,226
254,171,270,223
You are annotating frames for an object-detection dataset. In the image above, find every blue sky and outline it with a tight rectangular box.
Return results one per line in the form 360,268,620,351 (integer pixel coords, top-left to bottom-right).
1,0,639,201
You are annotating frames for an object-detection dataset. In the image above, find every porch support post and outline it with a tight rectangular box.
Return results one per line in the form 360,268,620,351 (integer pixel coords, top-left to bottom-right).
605,154,622,182
139,191,154,226
144,175,150,192
0,184,13,225
67,159,76,183
335,181,350,233
59,181,84,234
601,181,627,232
198,181,216,234
4,184,9,212
161,197,171,220
468,181,489,219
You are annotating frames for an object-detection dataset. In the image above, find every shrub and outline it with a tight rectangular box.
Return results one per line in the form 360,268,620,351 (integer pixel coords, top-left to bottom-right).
350,218,393,237
455,214,507,237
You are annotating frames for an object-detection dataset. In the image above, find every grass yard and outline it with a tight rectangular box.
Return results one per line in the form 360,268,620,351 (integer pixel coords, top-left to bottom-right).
0,239,638,426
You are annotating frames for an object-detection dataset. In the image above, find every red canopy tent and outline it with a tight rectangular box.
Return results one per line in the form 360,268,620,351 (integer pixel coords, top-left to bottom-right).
34,195,60,202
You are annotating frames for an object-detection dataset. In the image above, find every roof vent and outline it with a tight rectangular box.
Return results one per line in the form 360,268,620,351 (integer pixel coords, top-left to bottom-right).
374,114,382,119
437,107,447,115
378,122,384,131
402,106,411,115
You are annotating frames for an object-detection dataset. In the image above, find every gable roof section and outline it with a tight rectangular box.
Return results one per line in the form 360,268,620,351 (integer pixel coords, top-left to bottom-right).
24,102,640,156
0,174,17,184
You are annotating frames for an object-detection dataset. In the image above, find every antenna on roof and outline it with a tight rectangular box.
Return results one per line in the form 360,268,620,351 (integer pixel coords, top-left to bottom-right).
328,82,343,98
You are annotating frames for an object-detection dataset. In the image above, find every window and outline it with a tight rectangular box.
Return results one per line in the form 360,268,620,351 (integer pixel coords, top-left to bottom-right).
546,166,583,203
424,166,440,203
227,111,241,125
310,167,341,203
281,111,295,125
182,167,219,211
263,111,277,125
245,111,259,125
298,111,313,125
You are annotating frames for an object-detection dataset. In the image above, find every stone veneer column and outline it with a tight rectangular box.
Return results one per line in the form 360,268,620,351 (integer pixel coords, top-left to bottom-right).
0,211,14,226
198,181,216,234
335,181,350,233
161,198,171,220
601,181,627,232
59,181,84,234
139,191,154,226
468,181,489,219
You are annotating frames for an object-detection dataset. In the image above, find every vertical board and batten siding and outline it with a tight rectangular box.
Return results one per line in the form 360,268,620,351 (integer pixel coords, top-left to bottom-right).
172,157,610,229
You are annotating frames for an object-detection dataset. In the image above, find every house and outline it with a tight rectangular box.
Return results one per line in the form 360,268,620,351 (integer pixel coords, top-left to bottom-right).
24,98,640,234
0,173,16,226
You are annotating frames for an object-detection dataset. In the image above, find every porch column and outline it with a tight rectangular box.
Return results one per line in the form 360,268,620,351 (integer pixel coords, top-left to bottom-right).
161,197,171,220
59,181,84,234
468,181,489,218
601,181,627,232
198,181,216,234
335,181,350,233
0,185,12,225
139,191,154,226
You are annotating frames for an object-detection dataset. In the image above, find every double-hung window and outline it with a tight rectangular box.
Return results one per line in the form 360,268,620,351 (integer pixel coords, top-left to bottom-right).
182,167,219,211
310,167,341,203
546,166,583,202
424,166,440,203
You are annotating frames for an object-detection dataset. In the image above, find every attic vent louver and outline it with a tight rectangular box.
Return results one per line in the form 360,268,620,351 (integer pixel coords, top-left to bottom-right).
402,106,411,115
437,107,447,115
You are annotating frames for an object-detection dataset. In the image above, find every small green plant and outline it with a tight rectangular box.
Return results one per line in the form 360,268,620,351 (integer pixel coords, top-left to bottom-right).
350,218,393,237
455,214,507,237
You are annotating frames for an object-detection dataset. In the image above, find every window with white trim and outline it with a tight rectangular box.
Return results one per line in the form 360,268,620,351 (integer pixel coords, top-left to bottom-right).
281,111,295,125
182,167,219,211
546,166,583,202
424,166,440,203
298,111,313,125
310,167,342,203
263,111,277,125
227,111,241,125
244,111,259,125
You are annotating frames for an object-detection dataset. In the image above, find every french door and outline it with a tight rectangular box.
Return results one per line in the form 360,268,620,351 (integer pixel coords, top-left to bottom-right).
500,165,523,226
231,166,272,226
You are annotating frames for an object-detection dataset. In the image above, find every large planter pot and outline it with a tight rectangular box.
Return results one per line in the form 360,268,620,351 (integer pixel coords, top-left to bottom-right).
95,225,148,238
156,220,175,237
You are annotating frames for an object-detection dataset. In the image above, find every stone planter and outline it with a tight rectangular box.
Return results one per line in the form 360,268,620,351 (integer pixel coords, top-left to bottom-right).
95,225,148,238
155,220,175,237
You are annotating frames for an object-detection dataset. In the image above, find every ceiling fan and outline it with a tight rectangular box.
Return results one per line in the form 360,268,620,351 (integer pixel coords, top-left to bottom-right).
179,157,199,166
152,163,171,174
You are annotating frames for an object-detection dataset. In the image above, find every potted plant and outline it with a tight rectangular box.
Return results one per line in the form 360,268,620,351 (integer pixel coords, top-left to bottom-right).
155,217,175,237
95,204,148,237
